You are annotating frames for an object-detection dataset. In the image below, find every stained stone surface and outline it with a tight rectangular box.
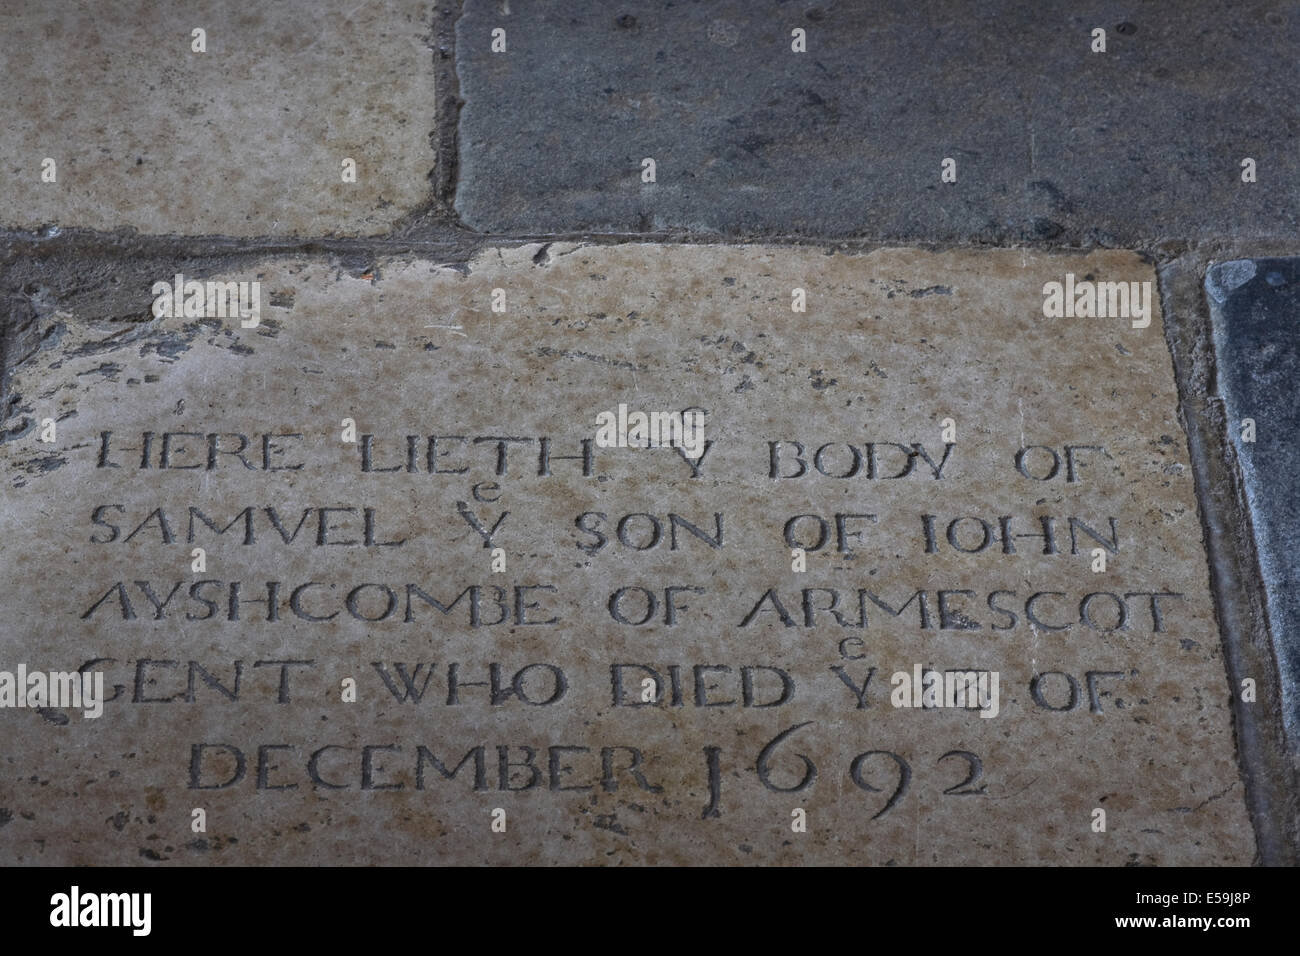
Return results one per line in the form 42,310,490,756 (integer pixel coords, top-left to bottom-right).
0,0,435,237
1207,258,1300,738
455,0,1300,242
0,245,1253,865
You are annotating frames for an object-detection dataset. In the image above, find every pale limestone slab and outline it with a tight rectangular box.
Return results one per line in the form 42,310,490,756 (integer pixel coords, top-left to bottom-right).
0,245,1253,865
0,0,434,237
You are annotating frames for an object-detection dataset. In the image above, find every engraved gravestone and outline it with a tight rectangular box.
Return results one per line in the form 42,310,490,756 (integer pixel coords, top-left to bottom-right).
0,245,1252,864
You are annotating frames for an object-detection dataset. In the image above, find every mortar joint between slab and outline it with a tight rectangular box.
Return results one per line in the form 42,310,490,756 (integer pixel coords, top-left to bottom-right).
1157,253,1300,865
395,0,468,233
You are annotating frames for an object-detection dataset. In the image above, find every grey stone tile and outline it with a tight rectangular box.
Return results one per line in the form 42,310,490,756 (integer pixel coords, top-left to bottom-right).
1207,257,1300,738
455,0,1299,241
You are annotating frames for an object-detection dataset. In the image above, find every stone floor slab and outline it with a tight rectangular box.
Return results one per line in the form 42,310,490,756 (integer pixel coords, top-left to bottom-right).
1207,257,1300,739
455,0,1300,242
0,245,1253,864
0,0,435,237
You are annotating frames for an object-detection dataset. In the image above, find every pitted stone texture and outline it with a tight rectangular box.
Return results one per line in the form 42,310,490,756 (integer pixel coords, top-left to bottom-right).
0,0,434,237
456,0,1300,242
1207,257,1300,739
0,246,1252,864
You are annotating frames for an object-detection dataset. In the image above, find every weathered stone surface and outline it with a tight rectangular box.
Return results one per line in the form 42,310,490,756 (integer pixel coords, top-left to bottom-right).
455,0,1300,242
0,245,1252,864
1207,258,1300,739
0,0,435,237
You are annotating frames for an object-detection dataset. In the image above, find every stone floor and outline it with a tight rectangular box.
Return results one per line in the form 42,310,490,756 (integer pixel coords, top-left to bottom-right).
1,1,1296,866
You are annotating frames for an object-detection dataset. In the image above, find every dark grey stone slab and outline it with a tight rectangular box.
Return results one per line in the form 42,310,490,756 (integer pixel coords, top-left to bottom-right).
455,0,1300,241
1207,258,1300,738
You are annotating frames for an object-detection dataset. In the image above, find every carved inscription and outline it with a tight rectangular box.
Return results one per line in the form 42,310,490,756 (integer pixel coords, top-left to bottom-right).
0,246,1253,865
